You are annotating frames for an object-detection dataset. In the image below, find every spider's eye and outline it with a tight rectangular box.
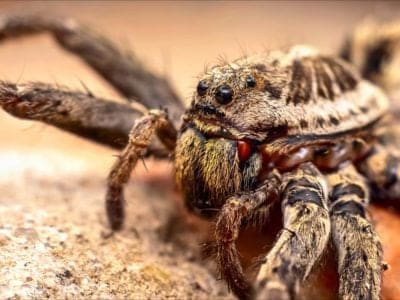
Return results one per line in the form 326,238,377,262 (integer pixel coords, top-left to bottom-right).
197,80,209,96
215,85,233,105
246,75,256,88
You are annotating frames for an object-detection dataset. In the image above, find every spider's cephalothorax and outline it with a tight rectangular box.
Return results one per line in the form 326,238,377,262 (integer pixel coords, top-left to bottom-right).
0,15,399,300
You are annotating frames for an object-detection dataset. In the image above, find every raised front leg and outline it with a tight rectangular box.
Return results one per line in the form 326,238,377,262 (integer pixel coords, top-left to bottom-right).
256,163,330,300
327,163,383,300
106,109,177,230
0,14,185,121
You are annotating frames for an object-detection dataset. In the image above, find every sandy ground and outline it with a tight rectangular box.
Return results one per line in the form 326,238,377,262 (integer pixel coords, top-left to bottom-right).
0,1,400,299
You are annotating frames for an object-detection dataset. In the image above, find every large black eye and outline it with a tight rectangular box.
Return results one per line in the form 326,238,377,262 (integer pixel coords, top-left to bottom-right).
215,85,233,105
246,75,256,88
197,80,209,96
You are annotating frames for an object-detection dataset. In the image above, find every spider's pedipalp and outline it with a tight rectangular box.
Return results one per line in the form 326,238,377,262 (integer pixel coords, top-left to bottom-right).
213,174,281,299
106,109,177,230
0,14,185,122
256,163,330,300
327,164,382,300
215,193,263,299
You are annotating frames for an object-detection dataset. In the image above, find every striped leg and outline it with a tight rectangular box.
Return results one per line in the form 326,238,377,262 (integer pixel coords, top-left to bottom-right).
256,163,330,300
327,164,383,300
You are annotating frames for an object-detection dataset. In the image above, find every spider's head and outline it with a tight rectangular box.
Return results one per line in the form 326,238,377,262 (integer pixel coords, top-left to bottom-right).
185,54,290,142
175,54,290,217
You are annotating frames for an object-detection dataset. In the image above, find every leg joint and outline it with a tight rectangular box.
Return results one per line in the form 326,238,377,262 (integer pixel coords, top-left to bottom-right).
330,200,366,218
284,187,324,207
329,180,368,218
330,183,366,202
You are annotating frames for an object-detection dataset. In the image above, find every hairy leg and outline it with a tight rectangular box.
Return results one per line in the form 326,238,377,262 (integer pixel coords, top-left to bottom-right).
106,109,177,230
358,145,400,208
327,163,383,300
0,81,169,156
359,123,400,207
256,163,330,300
0,14,185,121
213,173,281,299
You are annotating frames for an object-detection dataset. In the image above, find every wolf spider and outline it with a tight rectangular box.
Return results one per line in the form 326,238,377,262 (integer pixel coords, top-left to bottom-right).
0,14,399,300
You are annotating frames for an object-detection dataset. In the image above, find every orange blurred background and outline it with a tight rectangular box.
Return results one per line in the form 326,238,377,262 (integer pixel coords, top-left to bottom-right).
0,1,399,298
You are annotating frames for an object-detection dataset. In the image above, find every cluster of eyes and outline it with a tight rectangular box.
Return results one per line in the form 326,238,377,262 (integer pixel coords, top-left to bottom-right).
196,75,257,105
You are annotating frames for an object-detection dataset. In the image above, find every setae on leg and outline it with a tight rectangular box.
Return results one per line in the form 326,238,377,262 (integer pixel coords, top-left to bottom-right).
106,109,177,230
256,163,330,300
213,174,281,300
328,163,383,300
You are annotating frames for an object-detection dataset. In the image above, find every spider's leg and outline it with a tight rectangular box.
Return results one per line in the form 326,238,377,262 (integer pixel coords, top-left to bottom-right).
327,163,382,300
256,162,330,300
0,14,185,121
106,109,176,230
0,81,137,149
359,123,400,208
0,81,170,156
214,174,281,299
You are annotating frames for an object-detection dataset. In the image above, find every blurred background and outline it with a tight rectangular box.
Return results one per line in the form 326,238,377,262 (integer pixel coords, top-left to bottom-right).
0,1,399,170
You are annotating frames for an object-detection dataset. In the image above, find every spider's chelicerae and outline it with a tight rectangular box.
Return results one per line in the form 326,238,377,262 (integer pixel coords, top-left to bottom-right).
0,15,400,300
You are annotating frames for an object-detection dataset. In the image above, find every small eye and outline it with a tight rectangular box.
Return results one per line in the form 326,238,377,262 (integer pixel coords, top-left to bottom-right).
197,80,209,96
246,75,256,88
215,85,233,105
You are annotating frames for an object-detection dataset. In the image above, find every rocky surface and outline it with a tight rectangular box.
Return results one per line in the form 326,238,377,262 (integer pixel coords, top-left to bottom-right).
1,150,400,300
0,151,231,299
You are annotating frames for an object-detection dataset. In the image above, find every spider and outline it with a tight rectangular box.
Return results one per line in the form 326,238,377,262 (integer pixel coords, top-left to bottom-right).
0,14,399,300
